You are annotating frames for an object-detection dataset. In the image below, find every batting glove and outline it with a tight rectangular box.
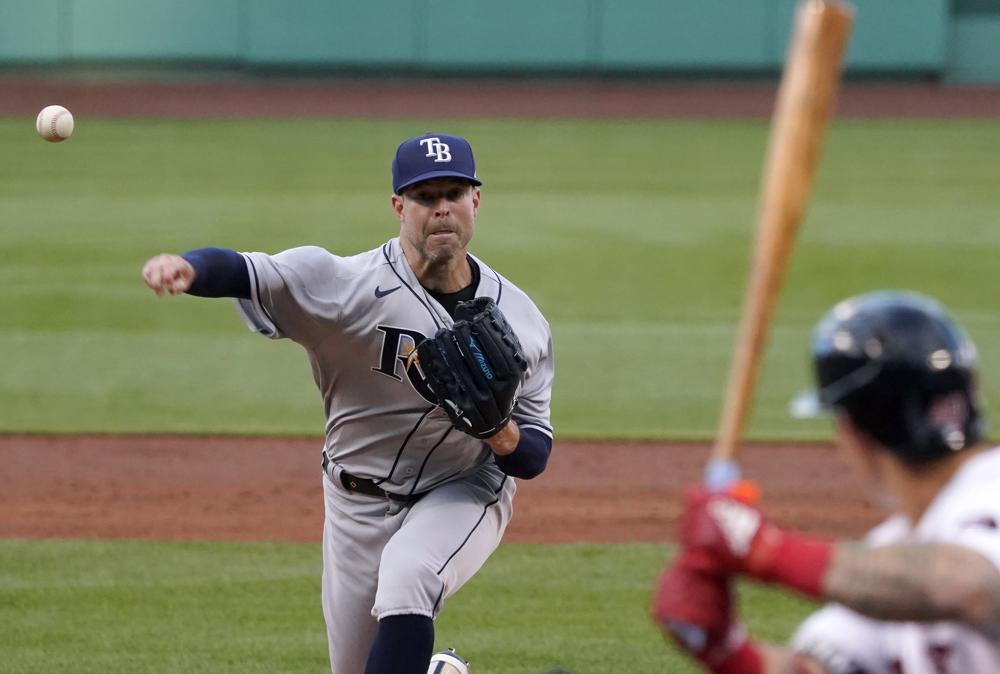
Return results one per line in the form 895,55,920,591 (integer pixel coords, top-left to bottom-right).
679,486,833,598
652,554,763,674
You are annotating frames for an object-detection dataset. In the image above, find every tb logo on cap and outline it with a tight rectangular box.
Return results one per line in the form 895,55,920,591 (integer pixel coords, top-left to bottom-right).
419,137,452,163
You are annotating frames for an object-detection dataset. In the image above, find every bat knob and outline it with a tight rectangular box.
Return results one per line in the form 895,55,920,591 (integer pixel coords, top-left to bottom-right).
703,459,742,491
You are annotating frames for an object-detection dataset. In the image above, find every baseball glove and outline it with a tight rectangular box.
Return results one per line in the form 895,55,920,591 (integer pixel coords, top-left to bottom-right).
410,297,528,439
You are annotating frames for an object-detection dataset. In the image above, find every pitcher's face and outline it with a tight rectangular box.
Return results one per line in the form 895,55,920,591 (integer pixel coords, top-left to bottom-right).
393,178,479,265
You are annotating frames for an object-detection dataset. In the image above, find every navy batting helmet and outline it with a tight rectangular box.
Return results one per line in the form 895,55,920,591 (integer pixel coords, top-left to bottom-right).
792,291,983,464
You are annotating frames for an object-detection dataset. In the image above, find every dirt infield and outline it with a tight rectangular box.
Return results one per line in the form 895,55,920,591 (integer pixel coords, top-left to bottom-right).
0,435,881,544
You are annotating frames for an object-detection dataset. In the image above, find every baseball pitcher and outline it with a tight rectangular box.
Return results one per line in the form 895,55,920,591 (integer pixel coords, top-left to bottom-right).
142,133,555,674
652,291,1000,674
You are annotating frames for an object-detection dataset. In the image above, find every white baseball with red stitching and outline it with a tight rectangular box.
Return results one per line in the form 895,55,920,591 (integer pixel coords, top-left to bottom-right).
36,105,75,143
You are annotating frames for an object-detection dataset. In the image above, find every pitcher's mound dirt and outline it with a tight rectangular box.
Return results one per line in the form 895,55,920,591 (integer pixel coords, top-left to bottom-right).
0,435,880,543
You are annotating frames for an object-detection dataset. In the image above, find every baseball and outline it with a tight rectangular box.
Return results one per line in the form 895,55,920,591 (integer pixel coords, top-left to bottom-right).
36,105,74,143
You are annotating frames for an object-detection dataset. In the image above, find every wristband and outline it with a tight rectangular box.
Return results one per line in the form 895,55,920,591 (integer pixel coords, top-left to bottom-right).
759,531,833,598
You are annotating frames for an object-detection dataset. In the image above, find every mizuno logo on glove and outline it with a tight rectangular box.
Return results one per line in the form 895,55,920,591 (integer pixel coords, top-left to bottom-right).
467,336,494,381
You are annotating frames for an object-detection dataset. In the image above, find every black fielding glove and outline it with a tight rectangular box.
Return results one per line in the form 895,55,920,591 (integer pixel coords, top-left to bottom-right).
410,298,528,439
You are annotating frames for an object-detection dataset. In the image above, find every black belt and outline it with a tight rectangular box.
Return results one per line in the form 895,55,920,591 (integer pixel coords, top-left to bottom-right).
323,453,425,504
339,471,425,504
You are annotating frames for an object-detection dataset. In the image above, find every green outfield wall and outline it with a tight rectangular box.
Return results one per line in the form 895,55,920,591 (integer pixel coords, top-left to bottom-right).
0,0,998,81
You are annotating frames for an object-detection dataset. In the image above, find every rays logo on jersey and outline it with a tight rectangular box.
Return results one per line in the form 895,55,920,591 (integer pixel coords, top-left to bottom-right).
372,325,437,404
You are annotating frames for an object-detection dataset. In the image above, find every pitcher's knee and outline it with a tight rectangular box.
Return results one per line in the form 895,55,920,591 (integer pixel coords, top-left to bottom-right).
372,559,444,619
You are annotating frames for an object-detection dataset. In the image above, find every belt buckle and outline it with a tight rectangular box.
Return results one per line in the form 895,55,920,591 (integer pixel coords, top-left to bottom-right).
339,469,420,503
340,471,386,499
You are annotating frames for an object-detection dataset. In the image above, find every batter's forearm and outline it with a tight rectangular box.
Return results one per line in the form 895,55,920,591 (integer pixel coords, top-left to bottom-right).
823,542,1000,623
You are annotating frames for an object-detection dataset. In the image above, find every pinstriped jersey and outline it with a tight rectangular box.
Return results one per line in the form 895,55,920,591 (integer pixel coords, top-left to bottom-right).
791,446,1000,674
233,237,554,495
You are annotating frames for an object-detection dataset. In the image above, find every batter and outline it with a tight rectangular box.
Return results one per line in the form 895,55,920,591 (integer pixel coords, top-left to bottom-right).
142,133,555,674
653,291,1000,674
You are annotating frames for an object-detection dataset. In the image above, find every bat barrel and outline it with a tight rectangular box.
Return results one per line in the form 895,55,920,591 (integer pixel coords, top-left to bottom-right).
708,0,854,477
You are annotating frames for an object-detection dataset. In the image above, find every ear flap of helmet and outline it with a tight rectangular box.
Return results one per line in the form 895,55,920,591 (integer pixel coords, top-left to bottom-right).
902,379,983,463
796,291,983,465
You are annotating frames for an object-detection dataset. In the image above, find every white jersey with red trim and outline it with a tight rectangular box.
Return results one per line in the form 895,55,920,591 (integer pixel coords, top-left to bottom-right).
792,446,1000,674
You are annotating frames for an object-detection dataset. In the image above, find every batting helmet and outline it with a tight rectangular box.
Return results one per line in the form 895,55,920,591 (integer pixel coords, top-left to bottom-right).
791,291,983,464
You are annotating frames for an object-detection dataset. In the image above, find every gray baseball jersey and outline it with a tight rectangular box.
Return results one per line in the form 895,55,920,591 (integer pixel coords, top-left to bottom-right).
232,237,554,673
235,238,553,485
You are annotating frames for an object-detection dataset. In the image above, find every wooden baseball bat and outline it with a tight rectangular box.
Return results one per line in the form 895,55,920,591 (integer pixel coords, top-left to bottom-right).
705,0,854,489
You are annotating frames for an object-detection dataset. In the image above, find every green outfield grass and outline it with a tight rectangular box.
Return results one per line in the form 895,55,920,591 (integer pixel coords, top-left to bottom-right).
0,539,816,673
2,117,999,439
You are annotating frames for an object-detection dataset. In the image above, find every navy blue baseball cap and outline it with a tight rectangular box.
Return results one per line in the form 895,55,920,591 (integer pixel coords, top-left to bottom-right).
391,133,482,194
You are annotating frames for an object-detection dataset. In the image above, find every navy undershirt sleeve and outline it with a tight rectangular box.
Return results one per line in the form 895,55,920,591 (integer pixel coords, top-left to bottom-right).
180,247,251,299
492,426,551,479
